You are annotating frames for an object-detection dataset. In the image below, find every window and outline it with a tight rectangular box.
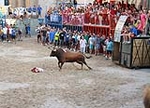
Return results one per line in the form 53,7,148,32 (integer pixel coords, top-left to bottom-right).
4,0,9,6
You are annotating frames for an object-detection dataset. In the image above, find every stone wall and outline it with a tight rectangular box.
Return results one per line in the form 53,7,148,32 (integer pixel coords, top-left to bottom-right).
16,18,39,36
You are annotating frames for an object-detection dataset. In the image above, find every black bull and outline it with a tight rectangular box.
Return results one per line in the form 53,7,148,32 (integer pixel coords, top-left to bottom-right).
50,48,92,70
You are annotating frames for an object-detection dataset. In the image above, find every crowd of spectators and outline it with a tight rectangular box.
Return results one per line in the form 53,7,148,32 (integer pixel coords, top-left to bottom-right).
42,0,150,59
45,0,150,40
35,24,114,60
0,24,23,43
2,0,150,60
8,5,42,19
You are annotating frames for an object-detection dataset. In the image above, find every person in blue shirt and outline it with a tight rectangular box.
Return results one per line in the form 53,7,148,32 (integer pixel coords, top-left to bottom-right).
65,32,70,48
130,25,138,36
49,28,56,44
28,7,32,13
27,24,31,37
32,5,37,12
11,28,16,44
106,38,113,60
37,5,42,17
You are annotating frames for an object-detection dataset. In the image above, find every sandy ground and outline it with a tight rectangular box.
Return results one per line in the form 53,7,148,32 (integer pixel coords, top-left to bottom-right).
0,37,149,108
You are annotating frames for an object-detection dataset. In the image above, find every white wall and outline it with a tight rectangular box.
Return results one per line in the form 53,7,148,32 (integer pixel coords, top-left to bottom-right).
38,0,94,17
0,0,4,6
38,0,56,17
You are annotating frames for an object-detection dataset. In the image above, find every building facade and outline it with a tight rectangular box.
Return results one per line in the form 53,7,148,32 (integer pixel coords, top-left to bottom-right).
9,0,39,8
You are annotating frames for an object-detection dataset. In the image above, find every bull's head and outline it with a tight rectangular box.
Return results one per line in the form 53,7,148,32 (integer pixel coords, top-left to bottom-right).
48,46,57,57
50,49,57,57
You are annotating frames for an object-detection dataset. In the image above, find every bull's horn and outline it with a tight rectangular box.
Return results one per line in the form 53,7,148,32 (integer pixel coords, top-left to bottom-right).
48,46,54,50
48,46,56,50
48,47,51,49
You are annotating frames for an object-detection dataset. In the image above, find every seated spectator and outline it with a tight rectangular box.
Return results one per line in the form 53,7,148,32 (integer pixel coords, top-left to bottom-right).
130,25,138,36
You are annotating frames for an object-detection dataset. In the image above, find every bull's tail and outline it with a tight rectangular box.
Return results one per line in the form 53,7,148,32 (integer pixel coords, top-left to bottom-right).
83,54,92,59
144,86,150,108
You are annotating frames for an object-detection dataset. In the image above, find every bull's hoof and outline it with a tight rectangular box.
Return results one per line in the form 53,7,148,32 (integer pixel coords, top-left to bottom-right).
89,67,92,70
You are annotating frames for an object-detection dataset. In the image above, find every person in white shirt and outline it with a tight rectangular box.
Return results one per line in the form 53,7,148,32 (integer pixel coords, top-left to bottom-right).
3,26,7,41
80,36,87,54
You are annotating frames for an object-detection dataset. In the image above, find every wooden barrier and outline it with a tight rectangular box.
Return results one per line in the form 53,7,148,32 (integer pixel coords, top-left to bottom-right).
113,36,150,68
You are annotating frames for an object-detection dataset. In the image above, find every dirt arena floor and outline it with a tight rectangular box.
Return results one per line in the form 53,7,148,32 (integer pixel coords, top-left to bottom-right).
0,37,149,108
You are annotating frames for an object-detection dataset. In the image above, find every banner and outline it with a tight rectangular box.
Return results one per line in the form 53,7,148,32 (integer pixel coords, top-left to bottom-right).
114,15,128,42
50,14,60,23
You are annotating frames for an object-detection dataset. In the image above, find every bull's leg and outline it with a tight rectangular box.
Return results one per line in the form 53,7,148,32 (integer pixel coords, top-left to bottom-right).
60,62,64,70
58,62,61,69
83,61,92,70
76,61,83,69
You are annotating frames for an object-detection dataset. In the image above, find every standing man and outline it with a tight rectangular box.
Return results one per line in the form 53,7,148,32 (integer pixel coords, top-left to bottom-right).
80,36,87,54
3,26,7,42
106,38,113,60
11,27,16,44
37,5,42,18
59,29,65,47
41,27,47,46
32,5,37,18
27,24,31,37
18,28,22,41
73,0,78,9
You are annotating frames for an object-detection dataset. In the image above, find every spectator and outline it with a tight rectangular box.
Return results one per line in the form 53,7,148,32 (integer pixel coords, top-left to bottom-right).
73,0,78,9
88,35,95,55
54,30,60,46
41,27,47,46
106,38,113,60
35,26,42,43
146,10,150,35
25,24,28,37
32,5,37,12
80,36,87,54
27,24,31,37
28,7,32,13
59,29,65,47
0,27,4,42
49,27,56,44
37,5,42,17
18,28,22,41
11,27,16,44
3,26,7,42
7,24,12,42
94,35,101,55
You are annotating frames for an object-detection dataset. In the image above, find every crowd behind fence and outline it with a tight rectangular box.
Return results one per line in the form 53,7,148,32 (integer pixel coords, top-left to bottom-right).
45,10,113,26
45,0,150,40
45,12,114,36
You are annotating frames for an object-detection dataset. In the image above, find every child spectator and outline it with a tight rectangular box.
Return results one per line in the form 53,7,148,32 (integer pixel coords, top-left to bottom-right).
106,38,113,60
11,27,16,44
